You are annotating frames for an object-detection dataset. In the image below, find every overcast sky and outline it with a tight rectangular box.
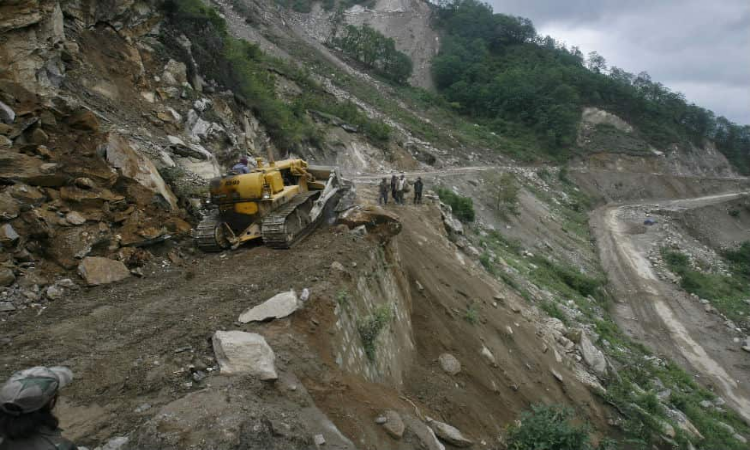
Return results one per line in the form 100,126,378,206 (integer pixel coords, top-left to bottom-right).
488,0,750,125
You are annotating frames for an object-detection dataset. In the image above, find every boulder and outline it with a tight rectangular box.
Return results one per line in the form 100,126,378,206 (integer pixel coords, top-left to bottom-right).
238,290,300,323
0,301,16,312
337,206,402,240
212,331,278,380
0,101,15,124
0,224,20,247
579,333,607,377
60,186,124,206
105,133,178,210
440,203,463,235
666,409,703,441
381,410,405,439
0,268,15,287
480,346,498,367
427,418,474,448
48,223,112,269
0,191,20,219
162,59,188,86
68,109,99,132
438,353,461,375
78,257,130,286
65,211,86,226
402,416,445,450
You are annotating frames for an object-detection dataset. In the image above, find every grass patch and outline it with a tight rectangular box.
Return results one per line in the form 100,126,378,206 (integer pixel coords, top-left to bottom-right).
661,247,750,322
436,187,475,222
541,301,569,326
507,404,600,450
336,289,350,307
464,304,479,325
358,304,394,361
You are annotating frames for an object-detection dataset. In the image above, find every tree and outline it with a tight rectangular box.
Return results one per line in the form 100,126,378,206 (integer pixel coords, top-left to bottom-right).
586,51,607,74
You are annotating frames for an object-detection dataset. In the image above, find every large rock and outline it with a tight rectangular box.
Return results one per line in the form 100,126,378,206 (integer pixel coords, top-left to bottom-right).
78,257,130,286
381,410,405,439
401,416,445,450
0,151,67,186
0,268,15,287
68,109,99,132
238,290,299,323
105,133,177,210
440,203,464,235
0,191,20,219
0,101,15,124
427,418,474,448
578,333,607,377
47,223,112,269
212,331,278,380
60,186,124,206
438,353,461,375
162,59,188,86
0,224,20,247
337,206,402,240
666,409,703,441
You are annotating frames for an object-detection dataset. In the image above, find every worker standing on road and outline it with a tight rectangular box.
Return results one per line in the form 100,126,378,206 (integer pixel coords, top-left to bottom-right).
0,366,78,450
396,174,406,205
378,178,389,205
231,156,250,175
413,176,423,204
390,174,398,203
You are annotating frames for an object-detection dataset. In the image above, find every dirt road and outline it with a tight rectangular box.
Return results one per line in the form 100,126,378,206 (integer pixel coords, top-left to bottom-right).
592,191,750,423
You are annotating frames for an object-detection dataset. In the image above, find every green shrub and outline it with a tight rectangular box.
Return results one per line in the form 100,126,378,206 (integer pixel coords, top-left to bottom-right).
358,305,394,360
336,289,350,307
436,187,475,222
507,404,593,450
541,301,569,325
479,252,494,273
464,304,479,325
491,172,520,217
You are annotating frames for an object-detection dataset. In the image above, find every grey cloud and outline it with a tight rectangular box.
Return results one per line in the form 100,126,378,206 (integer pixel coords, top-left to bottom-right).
487,0,750,124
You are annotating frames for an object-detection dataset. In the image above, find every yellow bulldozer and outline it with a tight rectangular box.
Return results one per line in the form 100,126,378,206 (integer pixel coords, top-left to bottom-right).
194,156,346,251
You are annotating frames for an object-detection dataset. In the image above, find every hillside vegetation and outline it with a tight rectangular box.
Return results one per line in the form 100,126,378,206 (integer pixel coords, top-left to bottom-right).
432,0,750,171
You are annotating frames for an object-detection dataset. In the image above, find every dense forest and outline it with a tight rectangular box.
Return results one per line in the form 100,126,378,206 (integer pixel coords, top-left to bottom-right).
432,0,750,172
331,24,414,84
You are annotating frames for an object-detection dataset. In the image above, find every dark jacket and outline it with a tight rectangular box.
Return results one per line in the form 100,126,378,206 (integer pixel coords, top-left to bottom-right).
0,427,77,450
379,181,388,195
414,179,423,193
390,175,397,192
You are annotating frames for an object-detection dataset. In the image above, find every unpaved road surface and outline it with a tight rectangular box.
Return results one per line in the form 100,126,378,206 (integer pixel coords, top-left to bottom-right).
593,192,750,422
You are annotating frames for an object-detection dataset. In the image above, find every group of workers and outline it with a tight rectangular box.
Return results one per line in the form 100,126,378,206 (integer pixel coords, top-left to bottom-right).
379,173,423,205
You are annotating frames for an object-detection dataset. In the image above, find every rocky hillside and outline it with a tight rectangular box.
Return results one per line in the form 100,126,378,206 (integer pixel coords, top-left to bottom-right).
1,1,750,450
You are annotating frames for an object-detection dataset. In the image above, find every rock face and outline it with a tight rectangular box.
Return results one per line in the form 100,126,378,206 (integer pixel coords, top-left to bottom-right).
238,290,299,323
77,257,131,286
438,353,461,375
0,268,16,287
578,333,607,377
212,331,278,380
104,133,178,210
427,418,474,448
338,206,402,240
401,416,445,450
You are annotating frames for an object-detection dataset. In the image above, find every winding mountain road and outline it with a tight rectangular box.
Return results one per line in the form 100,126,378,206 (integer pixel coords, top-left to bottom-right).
592,192,750,422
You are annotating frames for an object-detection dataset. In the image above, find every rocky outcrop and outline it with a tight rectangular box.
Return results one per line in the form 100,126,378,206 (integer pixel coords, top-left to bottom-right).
427,418,474,448
212,331,278,380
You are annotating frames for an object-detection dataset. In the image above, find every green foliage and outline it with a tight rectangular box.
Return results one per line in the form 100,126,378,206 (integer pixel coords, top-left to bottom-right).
479,252,494,273
432,0,750,171
507,404,594,450
336,289,350,307
533,257,602,298
358,305,394,360
436,187,475,222
464,304,479,325
493,172,521,217
331,24,413,84
541,301,569,326
661,247,750,322
161,0,391,151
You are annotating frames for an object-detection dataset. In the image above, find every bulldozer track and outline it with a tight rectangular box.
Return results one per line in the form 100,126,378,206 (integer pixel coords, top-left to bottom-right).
262,191,321,249
194,211,230,252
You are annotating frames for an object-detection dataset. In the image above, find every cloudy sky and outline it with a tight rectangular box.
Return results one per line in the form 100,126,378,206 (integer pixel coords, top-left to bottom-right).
488,0,750,125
